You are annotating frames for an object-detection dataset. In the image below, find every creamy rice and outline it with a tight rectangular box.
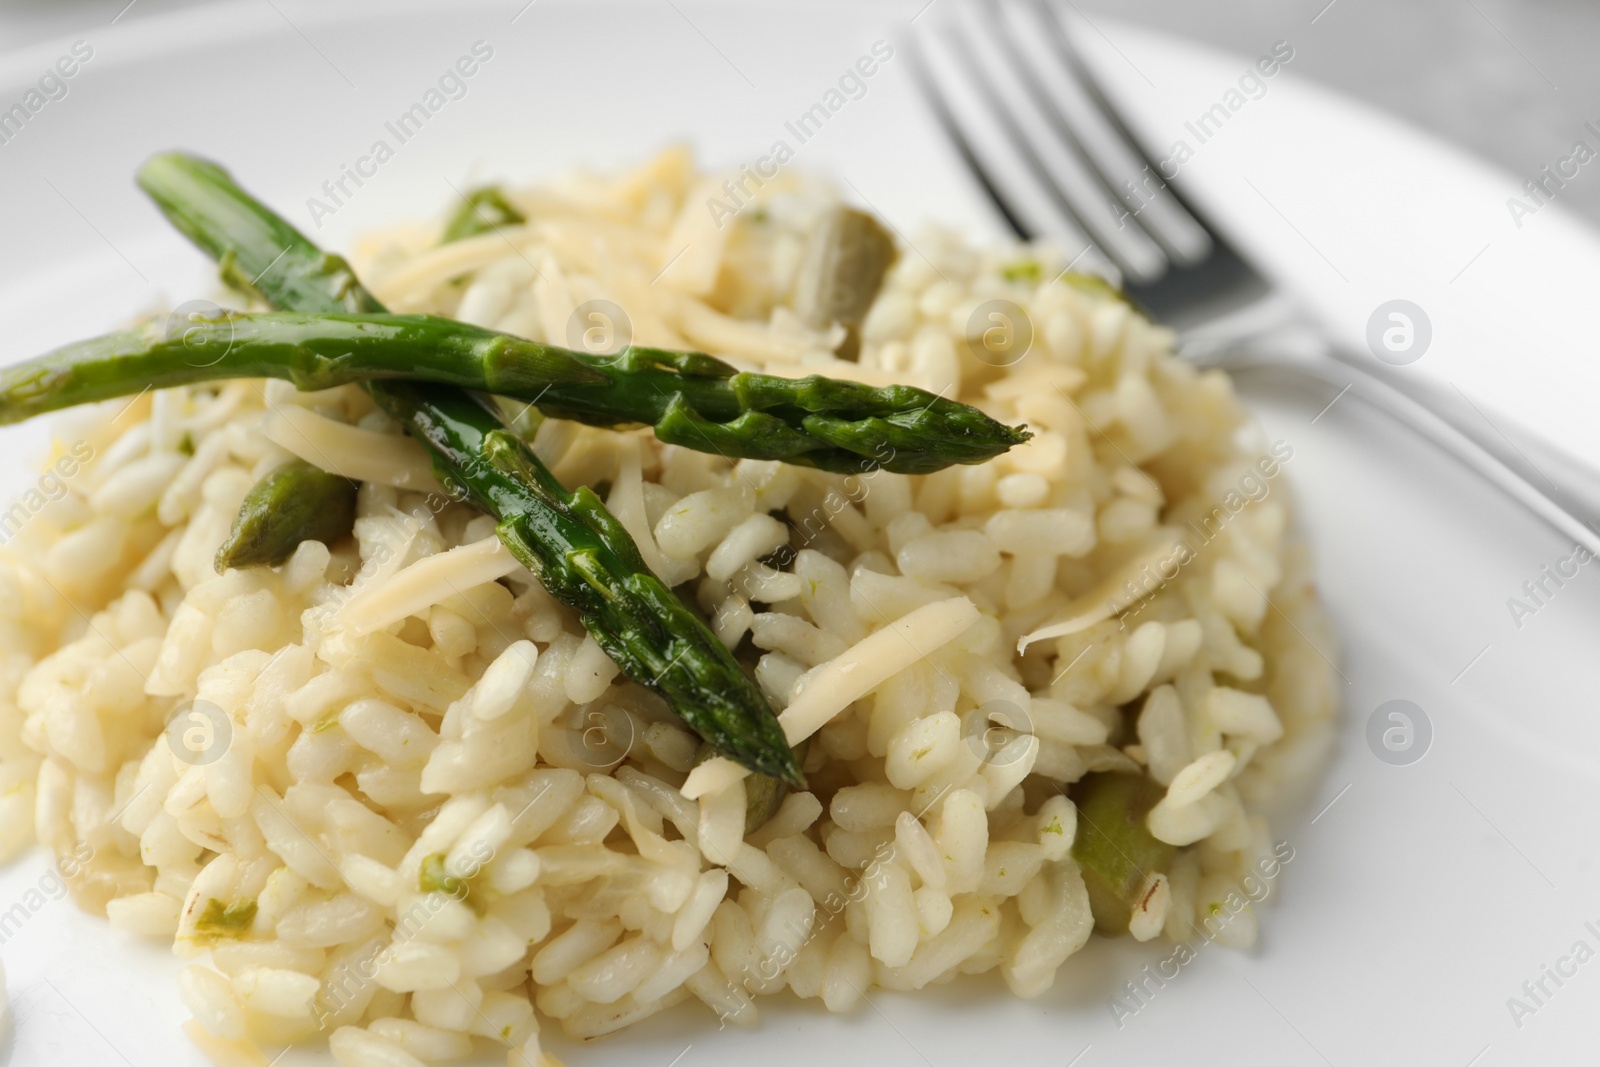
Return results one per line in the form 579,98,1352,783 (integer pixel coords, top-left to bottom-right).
0,147,1336,1065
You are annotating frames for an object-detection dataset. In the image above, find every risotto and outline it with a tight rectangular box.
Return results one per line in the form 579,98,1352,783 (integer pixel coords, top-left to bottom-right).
0,147,1336,1065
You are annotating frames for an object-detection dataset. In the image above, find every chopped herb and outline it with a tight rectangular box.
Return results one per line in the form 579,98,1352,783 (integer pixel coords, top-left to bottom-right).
1059,271,1127,303
177,432,195,455
1001,259,1042,284
419,852,485,914
195,897,257,938
442,186,526,243
1042,817,1064,836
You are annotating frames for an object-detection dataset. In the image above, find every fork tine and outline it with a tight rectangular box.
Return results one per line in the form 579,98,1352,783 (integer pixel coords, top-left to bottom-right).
1002,0,1211,265
910,0,1272,321
1021,1,1275,318
907,25,1109,275
905,31,1032,242
1024,0,1218,263
953,0,1171,283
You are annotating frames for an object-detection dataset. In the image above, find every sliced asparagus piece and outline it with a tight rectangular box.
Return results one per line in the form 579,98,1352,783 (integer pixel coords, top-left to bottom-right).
138,152,803,786
215,460,357,573
1069,771,1176,936
791,205,898,361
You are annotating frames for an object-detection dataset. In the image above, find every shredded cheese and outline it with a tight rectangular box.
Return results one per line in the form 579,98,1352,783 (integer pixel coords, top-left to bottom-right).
682,596,979,799
339,536,518,634
262,406,442,492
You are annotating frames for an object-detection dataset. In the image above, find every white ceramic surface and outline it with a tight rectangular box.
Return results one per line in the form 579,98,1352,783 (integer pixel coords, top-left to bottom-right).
1,3,1597,1064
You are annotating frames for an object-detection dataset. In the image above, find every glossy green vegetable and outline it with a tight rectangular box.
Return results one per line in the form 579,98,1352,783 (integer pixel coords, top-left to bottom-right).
215,460,357,573
7,155,1027,472
0,310,1028,474
1069,771,1175,935
376,380,802,784
137,152,1024,475
0,311,602,426
442,186,526,242
138,152,802,786
536,349,1029,475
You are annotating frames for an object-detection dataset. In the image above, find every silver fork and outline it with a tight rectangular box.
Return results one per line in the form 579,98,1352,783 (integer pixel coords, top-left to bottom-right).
909,0,1600,554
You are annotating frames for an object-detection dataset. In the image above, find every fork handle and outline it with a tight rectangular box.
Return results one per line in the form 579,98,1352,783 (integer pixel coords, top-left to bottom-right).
1211,331,1600,557
1329,348,1600,554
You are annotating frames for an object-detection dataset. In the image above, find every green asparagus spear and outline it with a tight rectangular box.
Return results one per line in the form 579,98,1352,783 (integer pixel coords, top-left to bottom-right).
1,316,1027,474
0,311,1028,475
138,152,803,786
142,152,1030,476
442,186,525,243
375,381,802,783
1069,772,1175,935
216,460,357,573
139,153,379,321
0,312,602,425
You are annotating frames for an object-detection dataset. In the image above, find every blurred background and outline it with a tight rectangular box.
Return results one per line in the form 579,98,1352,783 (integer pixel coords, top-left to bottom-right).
4,0,1597,224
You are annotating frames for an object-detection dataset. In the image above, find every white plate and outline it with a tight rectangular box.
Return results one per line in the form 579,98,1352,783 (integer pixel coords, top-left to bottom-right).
1,3,1598,1064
